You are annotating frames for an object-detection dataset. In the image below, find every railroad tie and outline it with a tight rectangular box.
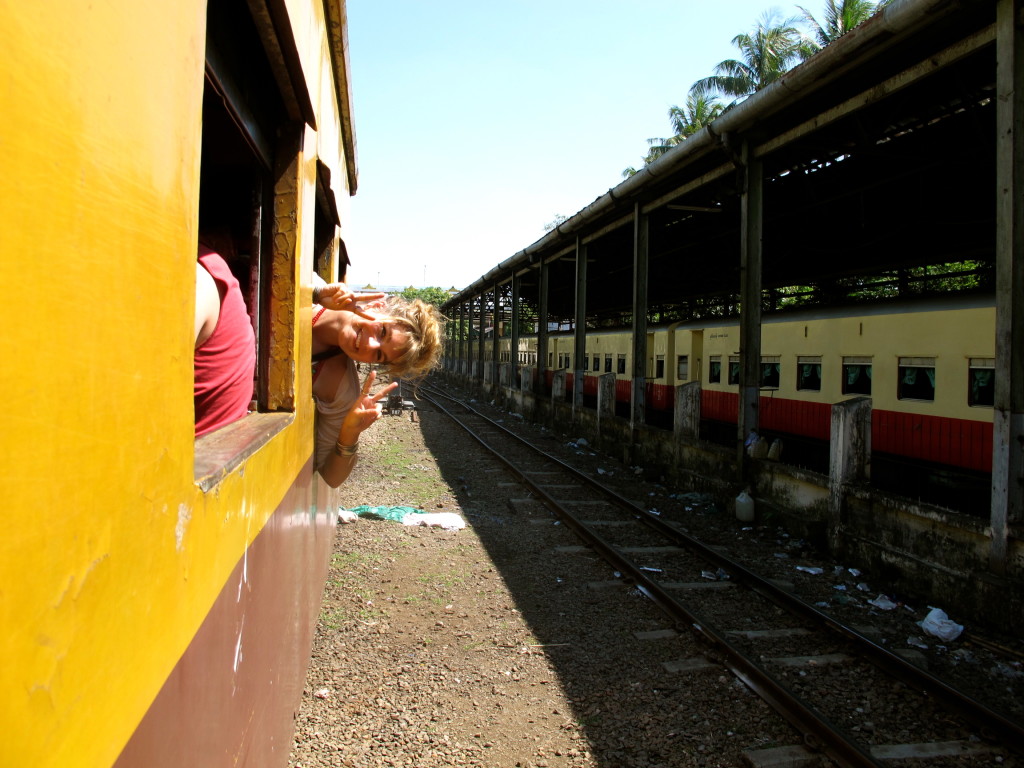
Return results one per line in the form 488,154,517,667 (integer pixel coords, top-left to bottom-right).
768,653,851,667
741,744,819,768
870,741,999,760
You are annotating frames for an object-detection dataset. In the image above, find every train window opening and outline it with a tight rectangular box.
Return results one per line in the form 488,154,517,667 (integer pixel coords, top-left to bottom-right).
583,356,589,371
655,355,665,379
677,355,688,381
709,356,721,384
313,160,342,281
842,357,872,395
605,355,612,373
797,356,822,392
968,358,994,407
760,356,780,388
728,356,740,386
617,355,627,375
897,357,935,402
593,355,600,372
548,352,553,368
199,0,291,424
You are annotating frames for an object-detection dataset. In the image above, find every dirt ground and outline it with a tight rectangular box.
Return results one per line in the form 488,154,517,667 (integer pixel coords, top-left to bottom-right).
288,401,793,768
288,393,1023,768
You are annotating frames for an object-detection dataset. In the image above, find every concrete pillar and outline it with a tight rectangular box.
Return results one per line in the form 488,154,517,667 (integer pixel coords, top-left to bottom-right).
490,281,500,391
510,272,521,393
573,237,588,413
738,142,763,476
476,294,485,382
991,0,1024,574
521,366,533,394
631,203,648,429
552,369,566,405
597,372,616,426
536,259,549,397
829,396,872,552
674,381,701,440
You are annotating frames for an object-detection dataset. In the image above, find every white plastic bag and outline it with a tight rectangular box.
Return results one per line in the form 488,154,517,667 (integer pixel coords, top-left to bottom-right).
919,607,963,642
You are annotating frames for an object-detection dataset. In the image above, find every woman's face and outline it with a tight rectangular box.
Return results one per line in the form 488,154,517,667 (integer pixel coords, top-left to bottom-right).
338,311,409,365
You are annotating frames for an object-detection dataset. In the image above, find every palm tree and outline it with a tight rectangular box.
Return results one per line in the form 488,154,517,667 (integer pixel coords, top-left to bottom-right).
669,93,726,138
690,9,808,105
798,0,881,51
622,94,725,178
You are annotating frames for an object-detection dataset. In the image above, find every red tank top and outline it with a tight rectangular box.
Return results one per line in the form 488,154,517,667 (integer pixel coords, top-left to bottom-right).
194,247,257,436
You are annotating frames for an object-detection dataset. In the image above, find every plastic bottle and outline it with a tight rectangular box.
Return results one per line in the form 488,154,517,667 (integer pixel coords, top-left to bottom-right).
735,489,755,522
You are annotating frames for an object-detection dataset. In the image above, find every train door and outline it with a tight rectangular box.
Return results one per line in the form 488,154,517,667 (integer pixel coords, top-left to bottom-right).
690,329,704,384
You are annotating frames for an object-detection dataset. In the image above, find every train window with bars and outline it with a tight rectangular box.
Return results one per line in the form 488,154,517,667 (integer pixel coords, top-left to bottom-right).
897,357,935,402
677,355,688,381
842,356,872,395
593,355,600,372
728,356,740,386
968,358,994,407
617,354,626,375
709,355,721,383
655,355,665,379
604,355,613,373
797,355,822,391
760,356,780,388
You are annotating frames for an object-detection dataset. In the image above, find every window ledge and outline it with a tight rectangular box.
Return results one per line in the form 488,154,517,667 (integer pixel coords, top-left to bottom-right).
194,412,295,492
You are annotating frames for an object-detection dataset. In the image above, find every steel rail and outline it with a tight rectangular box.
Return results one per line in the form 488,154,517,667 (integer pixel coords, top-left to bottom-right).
420,388,883,768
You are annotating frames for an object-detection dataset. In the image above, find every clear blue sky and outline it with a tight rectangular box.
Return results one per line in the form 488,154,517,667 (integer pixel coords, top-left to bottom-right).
344,1,805,291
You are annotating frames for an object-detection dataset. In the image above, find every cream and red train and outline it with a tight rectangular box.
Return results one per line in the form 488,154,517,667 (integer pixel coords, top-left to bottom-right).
496,294,995,474
1,1,354,766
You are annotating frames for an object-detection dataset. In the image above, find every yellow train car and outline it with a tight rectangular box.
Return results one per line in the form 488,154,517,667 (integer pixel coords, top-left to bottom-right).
0,1,356,765
499,295,995,472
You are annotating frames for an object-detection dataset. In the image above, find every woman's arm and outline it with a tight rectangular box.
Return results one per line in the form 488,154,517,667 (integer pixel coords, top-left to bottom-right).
314,281,385,317
195,262,220,348
318,370,398,488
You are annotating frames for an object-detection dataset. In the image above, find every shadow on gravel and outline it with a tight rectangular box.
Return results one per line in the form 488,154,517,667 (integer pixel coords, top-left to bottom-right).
410,394,789,767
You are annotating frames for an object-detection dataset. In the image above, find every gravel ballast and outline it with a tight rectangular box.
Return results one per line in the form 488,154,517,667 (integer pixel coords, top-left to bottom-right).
289,394,1022,768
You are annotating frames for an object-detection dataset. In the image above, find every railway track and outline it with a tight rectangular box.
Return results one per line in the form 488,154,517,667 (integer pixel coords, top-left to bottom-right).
418,383,1023,768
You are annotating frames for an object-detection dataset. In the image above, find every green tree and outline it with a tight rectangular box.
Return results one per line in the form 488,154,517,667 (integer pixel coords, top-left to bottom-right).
544,214,569,231
690,9,807,105
669,93,726,139
798,0,881,51
398,285,451,308
623,94,725,178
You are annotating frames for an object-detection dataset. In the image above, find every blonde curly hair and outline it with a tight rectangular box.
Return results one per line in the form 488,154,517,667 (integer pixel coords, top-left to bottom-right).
378,297,445,380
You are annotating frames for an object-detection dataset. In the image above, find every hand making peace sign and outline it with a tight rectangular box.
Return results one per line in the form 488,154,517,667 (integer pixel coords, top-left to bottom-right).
338,369,399,445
